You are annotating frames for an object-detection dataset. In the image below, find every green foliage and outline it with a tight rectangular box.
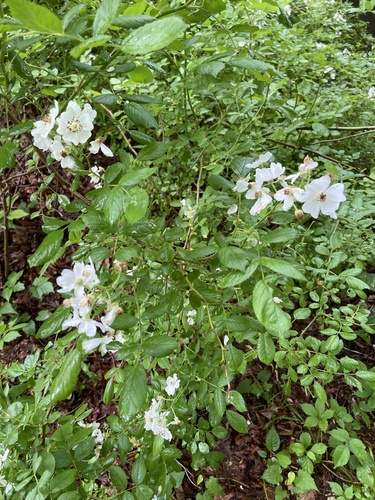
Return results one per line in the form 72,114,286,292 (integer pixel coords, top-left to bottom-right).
1,0,375,497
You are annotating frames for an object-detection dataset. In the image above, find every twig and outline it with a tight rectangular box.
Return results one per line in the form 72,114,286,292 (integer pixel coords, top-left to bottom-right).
99,104,138,156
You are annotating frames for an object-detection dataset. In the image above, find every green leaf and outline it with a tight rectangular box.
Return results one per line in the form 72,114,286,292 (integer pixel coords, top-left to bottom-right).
356,371,375,382
109,465,128,490
104,186,126,224
119,167,156,186
293,470,318,493
261,464,283,484
131,457,147,485
253,280,291,335
345,276,369,290
260,257,306,281
218,261,259,288
206,476,223,496
214,388,227,417
225,409,248,433
36,305,72,339
0,142,18,170
49,469,77,493
332,445,350,468
125,102,158,129
118,364,147,421
7,0,63,34
230,391,247,413
28,230,64,267
92,94,118,105
261,227,299,245
70,35,111,59
112,15,155,29
266,426,280,452
93,0,121,35
137,142,168,161
257,333,275,364
121,16,187,55
49,350,82,406
142,335,178,357
218,246,249,271
124,187,149,224
229,56,275,73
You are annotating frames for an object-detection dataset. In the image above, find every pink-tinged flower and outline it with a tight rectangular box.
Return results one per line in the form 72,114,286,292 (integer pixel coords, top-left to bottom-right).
274,182,304,211
245,151,273,169
89,137,113,157
165,374,180,396
56,101,96,145
31,100,59,150
298,175,346,219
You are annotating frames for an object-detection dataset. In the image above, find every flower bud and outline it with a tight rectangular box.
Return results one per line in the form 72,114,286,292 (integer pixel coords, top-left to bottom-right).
295,209,305,220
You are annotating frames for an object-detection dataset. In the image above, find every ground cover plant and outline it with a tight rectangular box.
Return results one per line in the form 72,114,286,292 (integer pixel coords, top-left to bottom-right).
1,0,375,498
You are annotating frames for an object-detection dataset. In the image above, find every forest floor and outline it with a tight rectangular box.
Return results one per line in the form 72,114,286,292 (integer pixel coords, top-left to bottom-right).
2,145,375,500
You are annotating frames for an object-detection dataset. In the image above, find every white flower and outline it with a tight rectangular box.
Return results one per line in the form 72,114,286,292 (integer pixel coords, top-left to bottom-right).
227,204,238,215
223,335,229,346
324,66,336,80
233,178,250,193
63,312,111,337
89,137,114,157
284,4,291,16
273,297,282,304
255,162,285,184
285,156,318,183
50,135,76,169
184,206,195,219
187,309,197,325
333,12,345,23
368,87,375,100
316,42,326,50
144,400,173,441
298,175,346,219
274,183,304,211
56,101,96,145
165,374,180,396
0,449,9,467
31,101,59,150
245,151,273,169
249,187,273,215
56,261,99,297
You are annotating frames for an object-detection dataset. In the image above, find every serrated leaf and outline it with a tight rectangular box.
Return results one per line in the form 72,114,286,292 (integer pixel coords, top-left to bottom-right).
197,61,225,77
229,57,275,73
229,391,247,412
294,470,318,493
118,364,147,421
109,466,128,489
257,333,275,364
261,464,283,484
0,142,18,170
121,16,187,55
332,445,350,468
142,335,178,357
253,280,291,334
93,0,121,35
125,102,158,129
36,306,72,339
260,257,306,281
124,187,149,224
137,142,168,161
261,227,298,244
225,409,248,433
119,167,156,186
104,186,126,224
266,426,280,452
345,276,369,290
356,371,375,382
92,94,118,105
28,230,64,267
218,246,249,271
7,0,63,34
218,260,259,288
49,350,82,406
214,388,227,417
112,15,155,29
70,35,111,59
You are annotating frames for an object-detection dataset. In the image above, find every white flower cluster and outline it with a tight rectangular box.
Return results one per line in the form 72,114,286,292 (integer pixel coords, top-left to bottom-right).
0,449,13,496
230,153,346,219
144,374,181,441
57,261,121,342
31,100,113,172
